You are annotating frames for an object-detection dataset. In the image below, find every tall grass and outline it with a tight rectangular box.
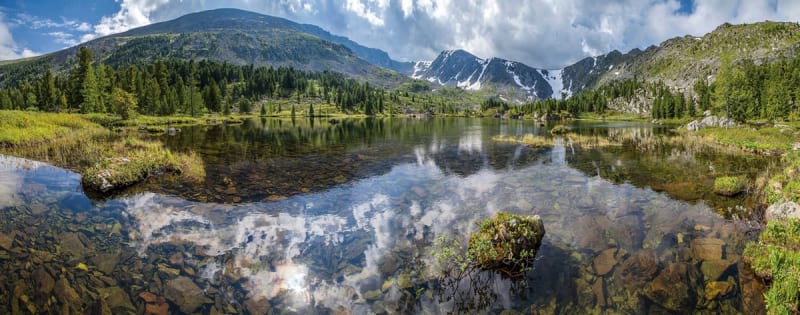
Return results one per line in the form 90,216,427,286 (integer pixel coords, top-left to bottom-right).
0,111,103,146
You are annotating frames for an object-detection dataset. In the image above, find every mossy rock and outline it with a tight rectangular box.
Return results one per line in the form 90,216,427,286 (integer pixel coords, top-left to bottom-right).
468,212,545,274
713,176,746,196
550,125,570,135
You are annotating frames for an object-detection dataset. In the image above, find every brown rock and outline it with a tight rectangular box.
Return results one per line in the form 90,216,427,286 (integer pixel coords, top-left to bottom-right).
691,238,725,261
139,292,158,303
92,252,120,274
54,277,82,306
33,268,55,294
169,252,184,266
700,259,735,282
245,296,270,315
704,281,734,300
145,302,169,315
615,250,659,290
59,232,88,258
0,232,13,250
164,277,212,314
593,248,627,276
592,278,606,307
99,287,135,314
643,263,695,312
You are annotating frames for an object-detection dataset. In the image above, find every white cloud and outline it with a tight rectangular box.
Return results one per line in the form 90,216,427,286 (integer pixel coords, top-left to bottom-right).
35,0,800,67
0,12,37,61
47,31,79,47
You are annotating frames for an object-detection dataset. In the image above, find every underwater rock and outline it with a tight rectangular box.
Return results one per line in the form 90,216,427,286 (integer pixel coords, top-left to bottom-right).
700,259,735,282
92,252,120,275
32,267,55,294
593,248,627,276
59,232,89,258
704,280,734,300
0,232,12,250
643,263,695,312
467,212,545,273
691,238,725,261
54,277,82,307
245,296,270,315
614,250,659,290
99,286,135,314
164,276,212,314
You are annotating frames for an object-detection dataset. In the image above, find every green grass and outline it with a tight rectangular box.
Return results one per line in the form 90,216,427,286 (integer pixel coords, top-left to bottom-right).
696,127,798,155
744,218,800,314
467,212,545,275
713,176,747,196
0,111,103,146
766,151,800,204
550,125,570,135
86,113,203,127
492,134,553,147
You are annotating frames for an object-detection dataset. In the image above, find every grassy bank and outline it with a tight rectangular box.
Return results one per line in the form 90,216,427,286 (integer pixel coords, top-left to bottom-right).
695,127,798,155
0,111,103,146
744,151,800,314
0,110,205,193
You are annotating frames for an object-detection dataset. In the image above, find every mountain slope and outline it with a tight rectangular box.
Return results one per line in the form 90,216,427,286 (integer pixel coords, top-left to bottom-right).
0,8,408,87
412,49,558,101
590,21,800,92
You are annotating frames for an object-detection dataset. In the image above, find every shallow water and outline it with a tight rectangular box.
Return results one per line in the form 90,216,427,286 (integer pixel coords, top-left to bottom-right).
0,118,776,314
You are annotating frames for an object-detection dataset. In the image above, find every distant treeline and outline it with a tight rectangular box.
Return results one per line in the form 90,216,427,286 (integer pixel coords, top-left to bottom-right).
0,47,387,116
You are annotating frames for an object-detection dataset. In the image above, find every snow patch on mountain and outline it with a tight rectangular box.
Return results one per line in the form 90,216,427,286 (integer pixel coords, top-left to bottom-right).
540,69,570,99
411,61,431,79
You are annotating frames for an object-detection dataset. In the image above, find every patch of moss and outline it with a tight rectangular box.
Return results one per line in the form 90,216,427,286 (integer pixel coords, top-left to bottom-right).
744,218,800,314
713,176,747,196
467,212,545,275
766,151,800,204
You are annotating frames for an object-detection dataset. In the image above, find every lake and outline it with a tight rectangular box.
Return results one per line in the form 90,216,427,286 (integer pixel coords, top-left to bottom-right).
0,118,776,314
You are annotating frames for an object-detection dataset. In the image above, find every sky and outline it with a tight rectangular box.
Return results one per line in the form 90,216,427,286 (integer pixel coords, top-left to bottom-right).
0,0,799,69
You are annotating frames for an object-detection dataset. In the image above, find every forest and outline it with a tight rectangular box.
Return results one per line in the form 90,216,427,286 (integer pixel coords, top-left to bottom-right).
0,47,388,117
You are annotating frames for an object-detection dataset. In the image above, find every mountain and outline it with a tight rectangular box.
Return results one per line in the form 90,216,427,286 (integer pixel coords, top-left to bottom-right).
580,21,800,93
412,49,566,101
0,8,410,87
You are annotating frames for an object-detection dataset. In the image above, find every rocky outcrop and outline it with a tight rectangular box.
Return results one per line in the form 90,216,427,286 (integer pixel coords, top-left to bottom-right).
686,111,737,131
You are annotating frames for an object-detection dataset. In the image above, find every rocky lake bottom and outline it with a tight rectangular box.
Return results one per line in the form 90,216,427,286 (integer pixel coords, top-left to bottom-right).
0,118,779,314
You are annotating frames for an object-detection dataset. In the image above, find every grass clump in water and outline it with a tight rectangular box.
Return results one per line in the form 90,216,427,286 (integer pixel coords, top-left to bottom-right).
492,134,553,147
0,111,103,146
744,218,800,314
467,212,545,277
713,176,747,196
82,138,205,192
550,124,570,135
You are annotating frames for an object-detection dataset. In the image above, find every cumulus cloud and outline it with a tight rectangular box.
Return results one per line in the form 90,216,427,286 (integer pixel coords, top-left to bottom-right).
52,0,800,67
0,12,37,60
47,31,79,47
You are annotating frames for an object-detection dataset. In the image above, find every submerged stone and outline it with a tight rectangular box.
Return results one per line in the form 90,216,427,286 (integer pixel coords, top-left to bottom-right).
643,263,696,312
691,238,725,261
593,248,627,276
164,276,212,314
32,268,55,294
704,280,734,300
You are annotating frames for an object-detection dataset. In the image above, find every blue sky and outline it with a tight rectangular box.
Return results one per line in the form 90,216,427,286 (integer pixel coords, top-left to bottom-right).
0,0,798,68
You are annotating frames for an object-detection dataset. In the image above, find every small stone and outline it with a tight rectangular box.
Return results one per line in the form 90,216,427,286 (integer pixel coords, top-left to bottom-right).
363,290,381,300
145,302,169,315
704,281,734,300
76,262,89,271
59,232,88,258
677,233,684,245
643,263,694,312
244,296,270,315
397,274,413,289
592,278,606,307
158,263,181,278
169,252,184,266
54,277,81,306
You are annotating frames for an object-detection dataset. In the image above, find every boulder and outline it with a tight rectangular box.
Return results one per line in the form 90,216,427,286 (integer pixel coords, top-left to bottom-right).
765,201,800,221
685,115,737,131
164,277,212,314
691,238,725,261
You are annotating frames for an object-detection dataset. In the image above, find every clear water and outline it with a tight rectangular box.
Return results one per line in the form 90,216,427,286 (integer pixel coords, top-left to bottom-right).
0,118,774,314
